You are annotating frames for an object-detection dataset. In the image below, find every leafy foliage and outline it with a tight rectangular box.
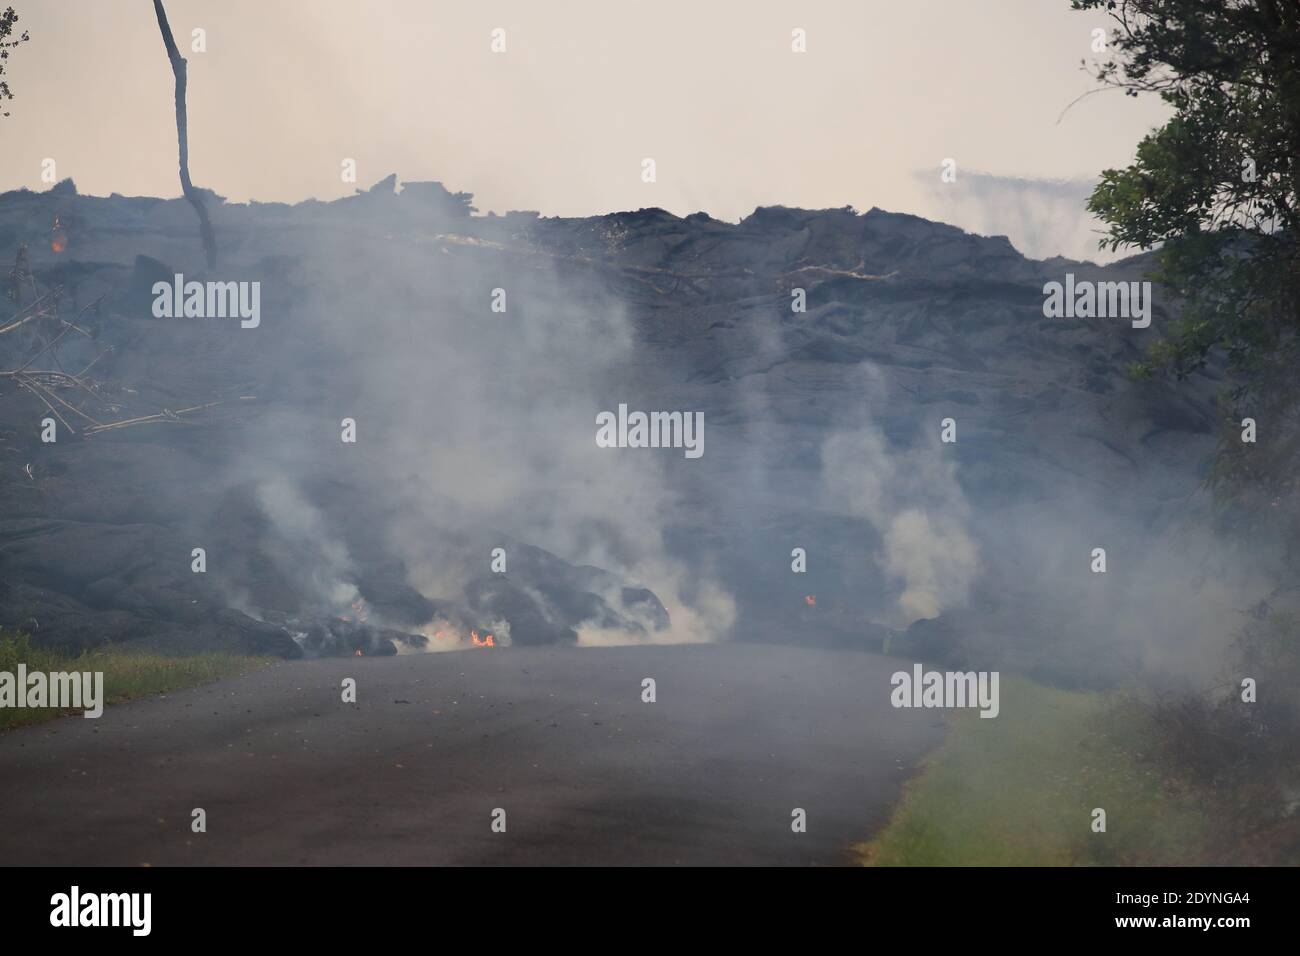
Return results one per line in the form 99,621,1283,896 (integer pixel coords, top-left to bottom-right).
1073,0,1300,539
0,6,30,117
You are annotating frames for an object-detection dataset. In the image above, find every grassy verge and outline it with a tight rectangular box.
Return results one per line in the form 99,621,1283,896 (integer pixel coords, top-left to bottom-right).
856,676,1215,865
0,631,273,732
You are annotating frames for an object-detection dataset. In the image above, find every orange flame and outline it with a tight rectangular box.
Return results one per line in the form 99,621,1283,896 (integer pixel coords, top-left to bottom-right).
354,649,364,657
804,595,816,608
341,596,369,624
470,630,495,648
50,216,67,253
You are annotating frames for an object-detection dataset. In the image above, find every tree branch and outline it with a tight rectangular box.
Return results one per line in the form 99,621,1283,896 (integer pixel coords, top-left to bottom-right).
152,0,217,267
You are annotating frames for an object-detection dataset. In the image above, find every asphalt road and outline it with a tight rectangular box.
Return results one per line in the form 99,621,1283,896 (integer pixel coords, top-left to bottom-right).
0,643,944,865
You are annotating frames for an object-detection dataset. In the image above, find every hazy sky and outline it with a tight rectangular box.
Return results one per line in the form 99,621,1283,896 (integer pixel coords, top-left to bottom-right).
3,0,1168,259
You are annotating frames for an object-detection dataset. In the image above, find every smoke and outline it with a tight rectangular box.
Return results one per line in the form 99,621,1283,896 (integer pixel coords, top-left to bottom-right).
201,183,738,649
577,560,737,646
963,481,1285,688
254,476,358,611
818,369,979,628
883,509,979,624
913,169,1115,263
22,174,1269,685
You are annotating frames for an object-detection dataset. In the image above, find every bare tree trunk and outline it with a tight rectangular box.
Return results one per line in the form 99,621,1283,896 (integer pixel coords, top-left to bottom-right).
152,0,217,267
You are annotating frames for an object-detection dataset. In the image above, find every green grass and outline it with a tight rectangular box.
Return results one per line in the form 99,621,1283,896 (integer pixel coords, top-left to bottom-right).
857,676,1214,866
0,631,273,732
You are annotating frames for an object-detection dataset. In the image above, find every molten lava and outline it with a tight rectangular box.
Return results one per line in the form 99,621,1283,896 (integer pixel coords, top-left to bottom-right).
341,596,369,623
50,217,68,253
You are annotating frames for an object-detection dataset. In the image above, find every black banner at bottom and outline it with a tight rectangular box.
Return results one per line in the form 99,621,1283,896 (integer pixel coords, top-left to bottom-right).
0,865,1285,942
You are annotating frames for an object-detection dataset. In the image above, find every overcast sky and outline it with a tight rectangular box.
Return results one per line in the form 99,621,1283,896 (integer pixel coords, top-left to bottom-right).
3,0,1169,260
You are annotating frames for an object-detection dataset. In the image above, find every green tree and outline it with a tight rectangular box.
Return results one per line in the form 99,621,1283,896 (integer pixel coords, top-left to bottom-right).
0,6,30,118
1073,0,1300,540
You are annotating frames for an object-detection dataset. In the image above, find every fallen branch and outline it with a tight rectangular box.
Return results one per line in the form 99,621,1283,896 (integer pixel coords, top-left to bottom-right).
25,368,106,407
83,399,224,435
15,378,76,435
15,322,73,371
0,287,63,335
15,373,102,426
74,346,113,378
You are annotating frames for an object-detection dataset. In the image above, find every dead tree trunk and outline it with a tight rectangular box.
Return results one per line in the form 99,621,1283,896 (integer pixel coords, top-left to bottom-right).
152,0,217,267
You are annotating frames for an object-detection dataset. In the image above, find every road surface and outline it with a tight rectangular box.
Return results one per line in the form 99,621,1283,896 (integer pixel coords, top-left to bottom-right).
0,643,944,865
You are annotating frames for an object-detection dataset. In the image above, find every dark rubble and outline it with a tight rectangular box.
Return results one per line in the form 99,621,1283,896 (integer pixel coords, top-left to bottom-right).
0,177,1220,677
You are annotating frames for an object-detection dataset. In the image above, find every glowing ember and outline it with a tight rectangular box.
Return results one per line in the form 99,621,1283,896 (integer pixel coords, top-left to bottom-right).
51,217,68,253
804,595,816,608
341,596,369,623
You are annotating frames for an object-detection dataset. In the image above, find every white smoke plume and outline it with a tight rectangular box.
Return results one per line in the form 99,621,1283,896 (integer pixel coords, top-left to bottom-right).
818,371,978,628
